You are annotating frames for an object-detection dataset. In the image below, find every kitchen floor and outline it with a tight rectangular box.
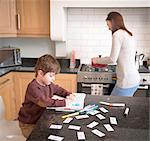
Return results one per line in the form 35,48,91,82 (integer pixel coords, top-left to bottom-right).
0,120,26,141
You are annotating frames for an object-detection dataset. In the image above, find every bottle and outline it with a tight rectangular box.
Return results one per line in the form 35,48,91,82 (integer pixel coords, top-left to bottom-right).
70,50,76,69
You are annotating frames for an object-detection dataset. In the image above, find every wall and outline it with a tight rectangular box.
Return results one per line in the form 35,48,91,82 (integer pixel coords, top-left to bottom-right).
66,8,150,64
0,38,55,58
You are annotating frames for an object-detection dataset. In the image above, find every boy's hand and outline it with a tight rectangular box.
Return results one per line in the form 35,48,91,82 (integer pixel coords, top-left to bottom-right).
66,93,75,101
65,98,72,107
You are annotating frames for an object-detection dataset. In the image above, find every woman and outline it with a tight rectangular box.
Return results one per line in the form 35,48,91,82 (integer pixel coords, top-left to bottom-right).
92,12,140,96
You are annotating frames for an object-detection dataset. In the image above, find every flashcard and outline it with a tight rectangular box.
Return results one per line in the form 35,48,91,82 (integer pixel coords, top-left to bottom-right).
63,117,73,123
87,121,99,128
87,110,100,115
48,135,64,141
104,124,114,132
77,132,86,140
112,103,125,107
75,115,89,119
96,113,106,120
110,117,117,125
91,129,105,138
99,107,108,113
49,124,62,129
68,125,81,131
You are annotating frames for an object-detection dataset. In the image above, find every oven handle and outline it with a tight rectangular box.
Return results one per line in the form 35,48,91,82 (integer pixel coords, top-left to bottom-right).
81,83,109,88
138,85,149,89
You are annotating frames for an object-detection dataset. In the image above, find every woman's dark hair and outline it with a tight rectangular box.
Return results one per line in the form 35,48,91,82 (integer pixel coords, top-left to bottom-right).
34,54,60,76
106,12,132,36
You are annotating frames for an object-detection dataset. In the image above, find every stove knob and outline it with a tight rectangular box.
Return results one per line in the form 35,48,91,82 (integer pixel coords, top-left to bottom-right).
142,79,147,82
83,76,88,79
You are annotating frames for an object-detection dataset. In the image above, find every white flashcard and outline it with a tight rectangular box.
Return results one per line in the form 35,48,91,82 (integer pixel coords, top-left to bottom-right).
124,107,130,116
63,117,73,123
48,135,64,141
75,115,89,120
110,117,117,125
87,121,99,128
77,132,86,140
49,124,62,129
99,107,108,113
68,125,81,131
99,101,110,106
104,124,114,132
91,129,105,138
112,103,125,107
96,114,106,120
87,110,100,115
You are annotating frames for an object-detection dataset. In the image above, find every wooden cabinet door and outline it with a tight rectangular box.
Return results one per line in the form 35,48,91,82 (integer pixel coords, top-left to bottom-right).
16,0,50,37
0,73,16,120
0,0,16,36
14,72,35,115
54,74,77,93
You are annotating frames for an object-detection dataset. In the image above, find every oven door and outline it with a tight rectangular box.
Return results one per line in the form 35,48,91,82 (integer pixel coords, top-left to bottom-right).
134,85,150,97
77,82,114,95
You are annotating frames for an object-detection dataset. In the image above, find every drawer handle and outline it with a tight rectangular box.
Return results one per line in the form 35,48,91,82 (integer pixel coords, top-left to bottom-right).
0,79,10,86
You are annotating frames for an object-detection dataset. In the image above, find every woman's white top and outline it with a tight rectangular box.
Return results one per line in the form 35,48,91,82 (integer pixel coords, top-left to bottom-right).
95,29,140,88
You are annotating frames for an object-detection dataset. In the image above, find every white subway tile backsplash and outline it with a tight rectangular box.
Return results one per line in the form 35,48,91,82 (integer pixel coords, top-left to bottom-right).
66,8,150,63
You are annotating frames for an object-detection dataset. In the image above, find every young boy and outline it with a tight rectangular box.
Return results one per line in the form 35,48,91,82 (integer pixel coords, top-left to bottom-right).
18,54,74,138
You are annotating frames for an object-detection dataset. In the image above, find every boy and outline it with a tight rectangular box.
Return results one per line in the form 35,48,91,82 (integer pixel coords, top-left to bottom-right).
18,54,74,138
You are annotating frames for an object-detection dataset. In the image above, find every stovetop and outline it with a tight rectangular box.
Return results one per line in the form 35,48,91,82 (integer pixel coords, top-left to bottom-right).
77,64,116,83
79,64,116,73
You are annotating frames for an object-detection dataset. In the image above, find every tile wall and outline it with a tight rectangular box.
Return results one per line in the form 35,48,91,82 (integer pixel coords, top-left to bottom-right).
66,8,150,64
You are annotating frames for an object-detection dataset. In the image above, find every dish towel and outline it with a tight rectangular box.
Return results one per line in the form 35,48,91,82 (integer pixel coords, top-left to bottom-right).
91,84,103,95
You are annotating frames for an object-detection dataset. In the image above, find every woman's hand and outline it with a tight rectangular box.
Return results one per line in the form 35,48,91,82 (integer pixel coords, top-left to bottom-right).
91,57,98,64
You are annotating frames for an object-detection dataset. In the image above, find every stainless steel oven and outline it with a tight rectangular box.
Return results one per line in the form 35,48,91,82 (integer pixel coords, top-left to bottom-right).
77,64,150,97
77,82,115,95
77,64,116,95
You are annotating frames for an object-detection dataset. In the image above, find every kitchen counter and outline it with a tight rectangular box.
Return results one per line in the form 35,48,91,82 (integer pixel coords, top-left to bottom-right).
0,66,78,77
0,63,149,77
0,58,80,77
27,95,149,141
138,65,150,73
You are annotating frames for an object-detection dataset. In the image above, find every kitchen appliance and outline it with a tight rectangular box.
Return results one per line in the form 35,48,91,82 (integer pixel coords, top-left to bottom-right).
134,73,150,97
135,51,145,69
0,47,22,68
77,64,150,96
77,64,116,95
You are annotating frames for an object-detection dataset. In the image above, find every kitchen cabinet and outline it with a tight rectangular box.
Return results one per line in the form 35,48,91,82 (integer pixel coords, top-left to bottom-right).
0,73,16,120
13,72,77,115
0,0,16,36
0,0,50,37
16,0,50,37
54,74,77,93
13,72,35,115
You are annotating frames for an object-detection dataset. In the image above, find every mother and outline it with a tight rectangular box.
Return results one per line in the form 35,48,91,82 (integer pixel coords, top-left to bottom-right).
92,12,140,96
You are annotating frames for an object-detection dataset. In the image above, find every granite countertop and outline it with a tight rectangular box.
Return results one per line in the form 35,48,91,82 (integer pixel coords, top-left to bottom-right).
0,66,79,77
0,57,150,77
138,65,150,73
27,95,149,141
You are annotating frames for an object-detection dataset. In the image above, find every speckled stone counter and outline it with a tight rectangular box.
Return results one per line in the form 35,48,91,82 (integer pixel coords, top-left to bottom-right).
0,58,80,77
27,95,149,141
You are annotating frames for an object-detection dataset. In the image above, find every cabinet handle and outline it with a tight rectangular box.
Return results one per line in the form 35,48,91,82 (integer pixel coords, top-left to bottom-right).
0,79,10,86
16,14,21,30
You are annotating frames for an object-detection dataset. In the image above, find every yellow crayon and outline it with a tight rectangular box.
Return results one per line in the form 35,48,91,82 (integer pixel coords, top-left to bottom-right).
62,112,80,119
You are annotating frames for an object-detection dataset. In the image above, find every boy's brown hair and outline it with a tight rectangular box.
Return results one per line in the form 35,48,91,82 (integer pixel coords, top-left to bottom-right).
34,54,60,77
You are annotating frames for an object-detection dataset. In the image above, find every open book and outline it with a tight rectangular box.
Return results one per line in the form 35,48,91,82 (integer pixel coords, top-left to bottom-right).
46,93,86,112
